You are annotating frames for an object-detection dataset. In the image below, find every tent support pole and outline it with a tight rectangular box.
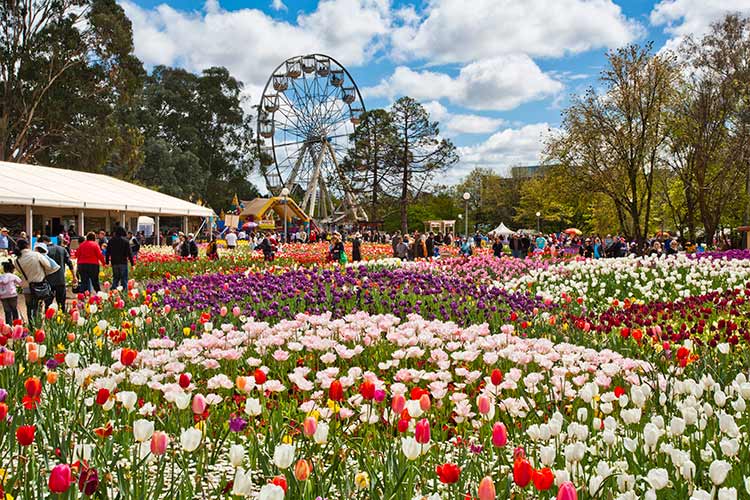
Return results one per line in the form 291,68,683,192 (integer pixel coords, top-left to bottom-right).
183,216,189,235
120,212,126,230
25,206,32,237
155,216,161,245
78,210,85,236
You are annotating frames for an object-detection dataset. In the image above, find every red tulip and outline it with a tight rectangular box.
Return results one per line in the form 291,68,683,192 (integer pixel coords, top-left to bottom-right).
179,373,191,389
397,418,409,433
78,466,99,496
436,463,461,484
48,464,73,493
359,380,375,400
95,388,110,406
513,458,533,488
490,368,503,386
253,368,267,385
120,348,137,366
16,425,35,446
272,475,288,493
0,402,8,420
557,481,578,500
532,467,554,491
329,379,343,401
415,418,431,444
25,376,42,397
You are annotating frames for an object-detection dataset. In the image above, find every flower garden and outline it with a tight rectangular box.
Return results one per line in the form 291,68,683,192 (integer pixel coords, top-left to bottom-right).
1,245,750,499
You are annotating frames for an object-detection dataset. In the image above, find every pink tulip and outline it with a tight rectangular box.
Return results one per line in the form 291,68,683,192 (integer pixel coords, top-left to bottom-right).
419,394,431,412
477,395,491,415
303,416,317,437
220,306,228,317
415,418,430,444
232,306,241,317
191,394,207,415
478,476,496,500
374,389,386,402
557,481,578,500
48,464,73,493
492,422,508,447
150,431,169,455
391,394,406,414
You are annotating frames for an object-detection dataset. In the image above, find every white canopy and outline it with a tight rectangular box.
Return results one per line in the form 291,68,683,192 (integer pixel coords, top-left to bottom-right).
0,161,214,217
489,222,514,236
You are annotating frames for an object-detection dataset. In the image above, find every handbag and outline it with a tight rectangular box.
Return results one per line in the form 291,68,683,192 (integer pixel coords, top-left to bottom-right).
16,260,53,300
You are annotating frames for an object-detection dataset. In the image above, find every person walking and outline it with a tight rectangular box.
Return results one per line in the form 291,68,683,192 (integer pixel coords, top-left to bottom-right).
492,236,504,258
106,227,134,290
226,229,238,250
15,239,59,323
395,237,409,260
352,233,362,262
40,235,75,309
128,231,141,261
76,232,106,293
0,261,21,324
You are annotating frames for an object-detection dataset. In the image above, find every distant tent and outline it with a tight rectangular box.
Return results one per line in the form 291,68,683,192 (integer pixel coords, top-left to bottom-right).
489,222,514,236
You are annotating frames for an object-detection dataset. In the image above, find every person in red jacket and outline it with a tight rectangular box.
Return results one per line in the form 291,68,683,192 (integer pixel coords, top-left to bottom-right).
76,232,106,292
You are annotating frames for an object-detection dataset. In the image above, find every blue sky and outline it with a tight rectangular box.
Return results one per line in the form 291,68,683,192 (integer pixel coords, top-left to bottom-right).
121,0,750,185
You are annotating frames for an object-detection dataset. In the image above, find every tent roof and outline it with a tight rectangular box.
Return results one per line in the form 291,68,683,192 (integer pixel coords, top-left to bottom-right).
240,197,310,222
490,222,514,235
0,161,214,217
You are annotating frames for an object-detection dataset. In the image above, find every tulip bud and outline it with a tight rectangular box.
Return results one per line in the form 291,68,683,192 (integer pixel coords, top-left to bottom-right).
191,394,207,415
294,459,311,481
303,416,317,437
150,431,169,455
419,394,431,412
415,418,430,444
478,476,496,500
492,422,508,447
557,481,578,500
229,444,244,467
477,395,491,415
391,394,406,414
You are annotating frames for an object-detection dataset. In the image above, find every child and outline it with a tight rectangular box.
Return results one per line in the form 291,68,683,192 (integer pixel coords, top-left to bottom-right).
0,261,21,324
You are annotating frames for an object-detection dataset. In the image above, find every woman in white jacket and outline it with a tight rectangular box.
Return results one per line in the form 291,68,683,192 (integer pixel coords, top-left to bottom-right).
14,239,59,324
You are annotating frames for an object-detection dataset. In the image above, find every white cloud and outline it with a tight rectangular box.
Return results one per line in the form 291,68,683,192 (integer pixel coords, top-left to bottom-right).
365,55,563,111
120,0,390,92
270,0,287,11
452,123,556,181
651,0,750,51
422,101,504,136
391,0,643,63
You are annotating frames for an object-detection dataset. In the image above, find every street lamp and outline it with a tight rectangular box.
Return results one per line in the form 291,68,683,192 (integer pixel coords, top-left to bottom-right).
280,187,290,243
463,192,470,239
536,211,541,233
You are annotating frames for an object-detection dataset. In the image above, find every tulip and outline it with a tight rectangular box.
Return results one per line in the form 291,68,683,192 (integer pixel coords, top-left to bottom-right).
391,394,406,414
402,437,421,460
96,388,110,406
25,376,42,398
229,444,245,467
436,463,460,484
150,431,169,455
513,458,533,488
231,467,254,497
180,427,202,452
178,373,191,389
313,421,329,444
354,471,370,489
477,395,491,415
273,443,295,469
78,466,99,496
49,464,73,494
533,468,555,491
294,458,311,481
478,476,496,500
492,422,507,447
272,475,288,493
557,481,578,500
359,380,375,400
414,418,430,444
303,416,317,437
191,394,207,415
253,368,267,385
709,460,731,486
258,484,285,500
133,419,154,442
490,368,503,386
0,402,7,421
120,348,137,366
16,425,35,446
245,397,262,417
419,394,431,412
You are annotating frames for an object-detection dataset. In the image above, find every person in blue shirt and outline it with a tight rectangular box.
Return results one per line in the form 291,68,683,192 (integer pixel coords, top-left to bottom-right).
0,228,15,256
593,237,602,259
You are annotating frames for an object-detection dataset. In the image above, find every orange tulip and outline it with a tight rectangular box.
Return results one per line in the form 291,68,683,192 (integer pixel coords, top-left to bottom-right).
478,476,496,500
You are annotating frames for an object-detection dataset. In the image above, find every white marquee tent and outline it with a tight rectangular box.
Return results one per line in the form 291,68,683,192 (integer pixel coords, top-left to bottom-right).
489,222,514,236
0,161,214,242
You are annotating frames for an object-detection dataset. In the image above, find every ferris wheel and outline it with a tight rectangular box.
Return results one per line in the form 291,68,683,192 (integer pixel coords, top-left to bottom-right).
257,54,369,224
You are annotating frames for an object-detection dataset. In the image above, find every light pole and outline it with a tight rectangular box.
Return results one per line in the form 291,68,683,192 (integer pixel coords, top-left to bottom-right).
463,192,470,239
536,211,541,233
280,187,290,243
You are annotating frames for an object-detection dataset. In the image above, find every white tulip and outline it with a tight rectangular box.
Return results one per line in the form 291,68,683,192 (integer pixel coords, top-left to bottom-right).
272,443,295,469
577,408,588,422
715,390,727,407
644,489,657,500
174,392,190,410
690,490,712,500
231,468,253,497
718,343,730,354
617,473,635,492
117,391,137,412
731,397,746,413
646,468,669,490
669,417,685,436
180,428,202,452
133,419,154,442
64,352,80,368
258,484,285,500
681,406,697,426
229,444,245,467
245,398,262,417
401,437,421,460
644,423,660,450
540,445,556,466
681,460,696,481
624,437,637,452
719,413,740,438
589,475,604,496
710,460,731,485
718,487,737,500
405,399,423,418
720,438,739,458
313,421,329,444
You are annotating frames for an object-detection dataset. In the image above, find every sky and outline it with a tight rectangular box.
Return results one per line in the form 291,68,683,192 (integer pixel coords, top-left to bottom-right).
121,0,750,186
